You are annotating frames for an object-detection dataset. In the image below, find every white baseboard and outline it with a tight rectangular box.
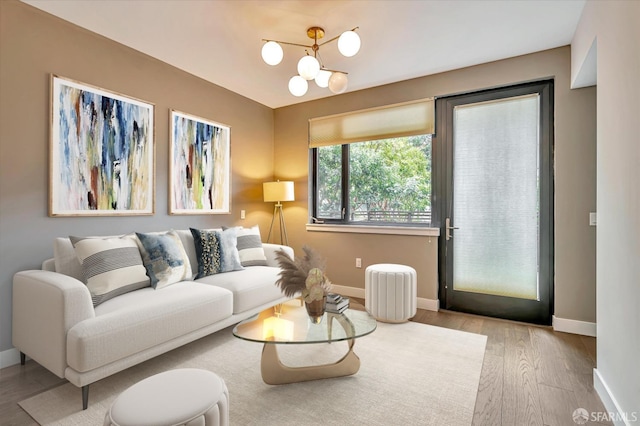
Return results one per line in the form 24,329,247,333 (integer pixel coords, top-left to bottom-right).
417,297,439,311
331,285,439,312
552,315,597,337
0,347,21,369
593,368,635,426
331,284,365,300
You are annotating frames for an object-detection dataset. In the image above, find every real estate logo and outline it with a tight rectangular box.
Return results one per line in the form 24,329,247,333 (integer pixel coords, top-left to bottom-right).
573,407,639,424
572,408,589,424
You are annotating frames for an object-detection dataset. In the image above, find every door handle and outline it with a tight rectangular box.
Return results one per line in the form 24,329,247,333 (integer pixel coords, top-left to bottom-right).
445,218,459,241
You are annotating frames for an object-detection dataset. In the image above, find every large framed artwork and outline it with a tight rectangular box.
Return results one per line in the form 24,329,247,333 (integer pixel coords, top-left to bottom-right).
170,110,231,214
50,75,155,216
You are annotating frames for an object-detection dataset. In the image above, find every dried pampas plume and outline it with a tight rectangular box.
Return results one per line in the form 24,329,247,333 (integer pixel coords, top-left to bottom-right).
275,246,332,298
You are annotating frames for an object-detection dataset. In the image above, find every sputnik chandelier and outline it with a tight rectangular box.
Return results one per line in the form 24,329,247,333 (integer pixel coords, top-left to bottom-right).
261,26,361,97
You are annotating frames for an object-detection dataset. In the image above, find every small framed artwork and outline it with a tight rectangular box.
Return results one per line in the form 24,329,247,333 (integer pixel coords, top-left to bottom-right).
49,75,155,216
170,110,231,214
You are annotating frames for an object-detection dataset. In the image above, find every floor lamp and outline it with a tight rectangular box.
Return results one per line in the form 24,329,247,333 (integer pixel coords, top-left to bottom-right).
263,181,294,245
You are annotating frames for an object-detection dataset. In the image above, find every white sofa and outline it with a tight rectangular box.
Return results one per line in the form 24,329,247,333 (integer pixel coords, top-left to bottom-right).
12,229,292,409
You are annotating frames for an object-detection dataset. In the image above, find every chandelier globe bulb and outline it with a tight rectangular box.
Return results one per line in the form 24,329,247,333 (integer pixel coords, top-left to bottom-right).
315,69,332,88
261,41,283,65
297,55,320,80
288,75,309,96
337,31,361,57
328,72,348,94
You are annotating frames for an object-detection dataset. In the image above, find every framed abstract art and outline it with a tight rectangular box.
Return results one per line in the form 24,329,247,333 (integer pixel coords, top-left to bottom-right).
49,75,155,216
170,110,231,214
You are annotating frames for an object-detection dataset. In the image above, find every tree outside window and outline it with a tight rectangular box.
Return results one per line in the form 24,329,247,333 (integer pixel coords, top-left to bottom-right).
314,134,431,225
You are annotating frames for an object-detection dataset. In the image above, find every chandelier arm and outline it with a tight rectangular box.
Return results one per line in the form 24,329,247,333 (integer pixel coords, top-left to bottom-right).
321,69,349,75
318,26,359,47
262,39,313,49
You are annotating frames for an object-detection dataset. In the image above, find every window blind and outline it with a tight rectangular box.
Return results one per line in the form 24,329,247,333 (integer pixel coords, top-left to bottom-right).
308,98,435,148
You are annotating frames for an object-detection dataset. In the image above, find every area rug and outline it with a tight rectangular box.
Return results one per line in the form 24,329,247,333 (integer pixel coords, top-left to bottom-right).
19,321,486,426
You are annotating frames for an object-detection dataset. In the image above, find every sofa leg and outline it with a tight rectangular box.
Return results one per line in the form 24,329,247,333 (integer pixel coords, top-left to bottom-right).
20,352,25,365
82,385,89,410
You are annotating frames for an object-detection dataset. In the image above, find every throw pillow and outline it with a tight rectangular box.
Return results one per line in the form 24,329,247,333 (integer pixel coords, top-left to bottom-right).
234,225,268,266
190,228,243,278
216,227,244,272
190,228,222,279
135,231,193,289
70,235,150,307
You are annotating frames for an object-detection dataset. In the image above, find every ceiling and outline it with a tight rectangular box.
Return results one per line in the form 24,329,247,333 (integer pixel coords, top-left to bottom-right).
23,0,586,109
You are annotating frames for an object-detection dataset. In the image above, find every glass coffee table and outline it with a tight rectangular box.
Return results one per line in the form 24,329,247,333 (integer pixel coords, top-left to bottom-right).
233,299,377,385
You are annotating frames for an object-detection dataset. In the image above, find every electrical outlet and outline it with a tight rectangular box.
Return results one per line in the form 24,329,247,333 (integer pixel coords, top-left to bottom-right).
240,210,246,220
355,258,362,268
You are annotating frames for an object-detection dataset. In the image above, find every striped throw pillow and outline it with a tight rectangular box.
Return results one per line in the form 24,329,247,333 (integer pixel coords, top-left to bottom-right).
70,235,150,306
235,225,268,266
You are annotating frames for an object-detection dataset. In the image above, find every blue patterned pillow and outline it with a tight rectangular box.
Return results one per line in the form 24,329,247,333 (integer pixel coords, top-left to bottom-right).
190,228,243,278
136,231,193,289
216,227,244,272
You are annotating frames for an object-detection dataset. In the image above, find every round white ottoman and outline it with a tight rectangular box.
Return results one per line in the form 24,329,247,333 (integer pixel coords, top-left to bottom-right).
104,368,229,426
365,263,417,323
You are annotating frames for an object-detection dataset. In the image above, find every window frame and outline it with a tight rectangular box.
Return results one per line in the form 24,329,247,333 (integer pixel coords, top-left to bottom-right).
310,136,433,227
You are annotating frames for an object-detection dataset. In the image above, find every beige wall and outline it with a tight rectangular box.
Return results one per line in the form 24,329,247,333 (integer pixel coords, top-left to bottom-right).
0,1,275,354
573,0,640,418
274,46,597,322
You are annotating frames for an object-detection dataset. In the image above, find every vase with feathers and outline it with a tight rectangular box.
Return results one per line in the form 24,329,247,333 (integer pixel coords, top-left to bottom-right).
275,246,333,323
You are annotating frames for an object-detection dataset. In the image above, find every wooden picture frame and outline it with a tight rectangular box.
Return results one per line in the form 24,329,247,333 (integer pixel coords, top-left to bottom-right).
49,75,155,216
169,110,231,215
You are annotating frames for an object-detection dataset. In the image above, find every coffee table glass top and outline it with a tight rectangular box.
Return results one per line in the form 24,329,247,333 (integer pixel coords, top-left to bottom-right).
233,299,377,344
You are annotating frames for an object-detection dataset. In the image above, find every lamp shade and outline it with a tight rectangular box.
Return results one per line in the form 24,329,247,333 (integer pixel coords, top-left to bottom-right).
263,181,294,202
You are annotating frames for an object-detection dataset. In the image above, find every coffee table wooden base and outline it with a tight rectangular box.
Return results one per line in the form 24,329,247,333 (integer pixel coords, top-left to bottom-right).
260,338,360,385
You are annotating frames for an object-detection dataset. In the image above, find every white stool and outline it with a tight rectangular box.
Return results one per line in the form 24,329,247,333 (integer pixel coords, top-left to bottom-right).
365,264,417,323
104,368,229,426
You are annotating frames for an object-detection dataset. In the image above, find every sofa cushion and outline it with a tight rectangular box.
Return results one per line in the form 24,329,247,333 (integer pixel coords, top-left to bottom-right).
69,235,150,306
68,282,233,372
135,231,193,289
195,266,283,314
234,225,268,266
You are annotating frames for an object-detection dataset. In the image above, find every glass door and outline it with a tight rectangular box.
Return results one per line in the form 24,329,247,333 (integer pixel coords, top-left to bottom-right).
435,81,553,325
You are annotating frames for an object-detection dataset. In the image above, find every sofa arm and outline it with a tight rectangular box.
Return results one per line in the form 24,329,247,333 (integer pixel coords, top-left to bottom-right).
262,243,294,267
13,270,94,378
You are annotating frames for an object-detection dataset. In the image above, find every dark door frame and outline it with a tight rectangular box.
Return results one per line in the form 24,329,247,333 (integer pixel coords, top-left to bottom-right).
433,80,555,325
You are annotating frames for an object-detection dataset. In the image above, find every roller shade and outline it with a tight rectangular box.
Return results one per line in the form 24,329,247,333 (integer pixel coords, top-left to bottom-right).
309,98,434,148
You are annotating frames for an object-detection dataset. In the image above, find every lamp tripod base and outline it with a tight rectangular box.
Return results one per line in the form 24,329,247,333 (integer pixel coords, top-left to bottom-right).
267,203,289,246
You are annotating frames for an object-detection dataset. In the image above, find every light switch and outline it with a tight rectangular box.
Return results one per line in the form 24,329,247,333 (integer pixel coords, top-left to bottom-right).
589,212,597,226
240,210,246,220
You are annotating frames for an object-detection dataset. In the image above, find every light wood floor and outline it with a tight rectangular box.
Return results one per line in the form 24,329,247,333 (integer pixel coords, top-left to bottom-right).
0,302,611,426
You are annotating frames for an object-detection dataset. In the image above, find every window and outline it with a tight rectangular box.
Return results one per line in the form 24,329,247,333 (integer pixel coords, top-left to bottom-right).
310,99,434,226
313,134,432,225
